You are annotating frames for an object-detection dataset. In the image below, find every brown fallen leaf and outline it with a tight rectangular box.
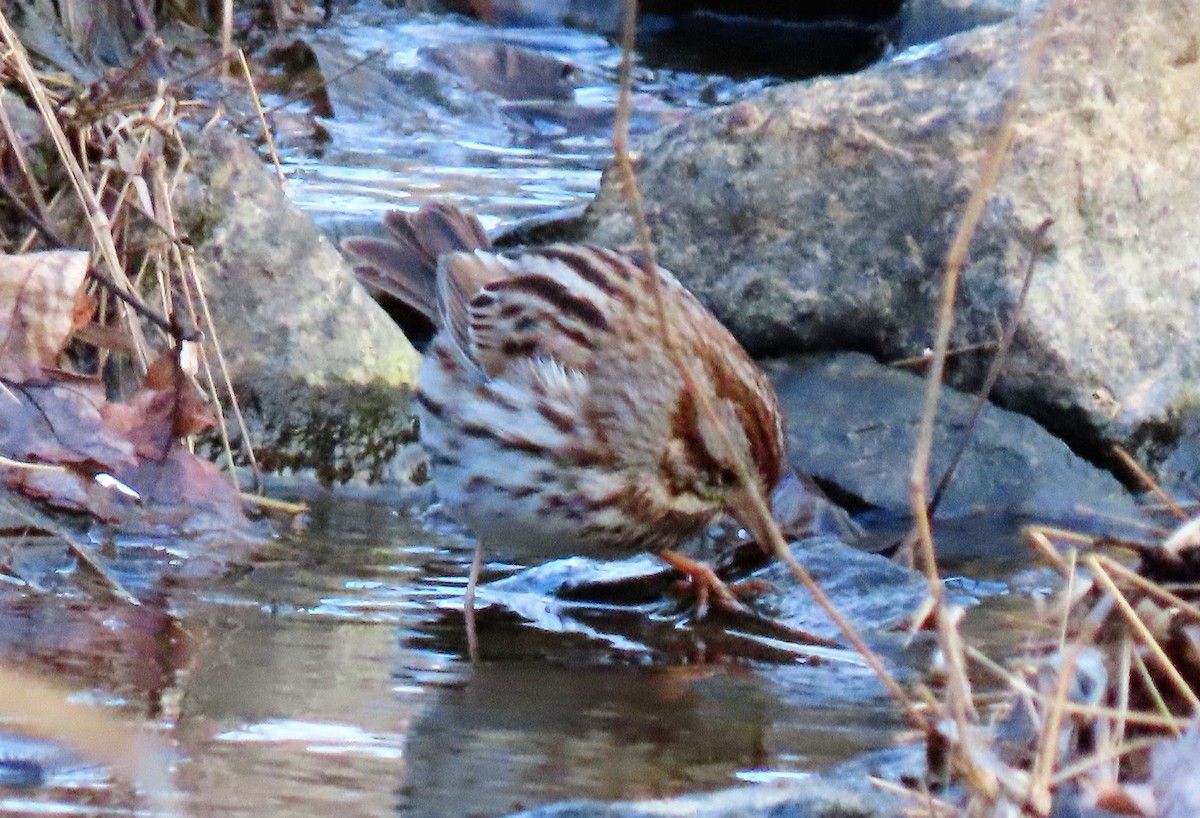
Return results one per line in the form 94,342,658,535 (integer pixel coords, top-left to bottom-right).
0,251,246,541
101,347,216,459
0,251,89,380
0,381,136,473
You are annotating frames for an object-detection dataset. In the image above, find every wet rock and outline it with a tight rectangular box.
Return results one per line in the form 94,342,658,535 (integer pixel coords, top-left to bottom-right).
0,87,44,147
772,354,1137,523
421,42,577,101
749,535,926,641
475,536,927,666
1160,413,1200,495
893,0,1029,50
173,126,422,483
504,773,905,817
581,0,1200,479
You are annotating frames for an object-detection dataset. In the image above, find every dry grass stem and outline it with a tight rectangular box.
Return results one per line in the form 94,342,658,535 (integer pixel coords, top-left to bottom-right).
237,48,285,186
0,93,53,224
1025,527,1078,575
1087,556,1200,710
0,455,68,473
1048,736,1163,787
1129,645,1178,736
928,217,1053,514
1095,553,1200,624
910,0,1061,580
1028,645,1080,810
1111,445,1186,521
0,11,272,518
0,495,139,605
0,9,153,368
239,492,309,514
612,0,922,730
181,247,264,488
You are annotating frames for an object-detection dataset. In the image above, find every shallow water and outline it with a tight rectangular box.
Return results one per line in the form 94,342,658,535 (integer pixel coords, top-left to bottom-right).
276,0,783,233
0,5,1047,816
0,494,993,817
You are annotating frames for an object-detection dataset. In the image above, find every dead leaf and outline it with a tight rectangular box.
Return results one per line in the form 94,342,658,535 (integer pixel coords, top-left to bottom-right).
0,251,90,380
0,382,136,472
101,348,216,455
110,445,248,535
70,289,97,334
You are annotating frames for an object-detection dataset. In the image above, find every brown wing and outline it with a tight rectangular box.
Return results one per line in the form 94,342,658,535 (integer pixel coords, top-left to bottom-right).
342,203,491,324
439,248,621,378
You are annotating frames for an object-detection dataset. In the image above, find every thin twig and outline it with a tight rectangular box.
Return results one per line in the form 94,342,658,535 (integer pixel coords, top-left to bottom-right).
146,130,263,491
221,0,234,80
0,9,153,370
0,173,69,248
1025,526,1073,576
1110,445,1186,521
1028,643,1078,812
1088,555,1200,711
1095,553,1200,625
890,341,997,369
230,47,387,129
869,777,958,817
0,494,139,606
236,49,285,186
928,218,1053,514
611,0,921,729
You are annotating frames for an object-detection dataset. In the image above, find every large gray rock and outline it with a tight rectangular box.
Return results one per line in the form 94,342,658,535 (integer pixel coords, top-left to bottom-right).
772,354,1137,523
581,0,1200,479
174,127,422,482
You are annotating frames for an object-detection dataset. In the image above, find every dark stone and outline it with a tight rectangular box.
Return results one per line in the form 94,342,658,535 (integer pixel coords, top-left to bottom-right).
770,353,1137,523
420,42,577,101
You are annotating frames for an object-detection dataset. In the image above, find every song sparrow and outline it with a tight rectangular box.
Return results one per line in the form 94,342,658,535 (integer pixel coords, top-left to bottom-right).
344,204,787,616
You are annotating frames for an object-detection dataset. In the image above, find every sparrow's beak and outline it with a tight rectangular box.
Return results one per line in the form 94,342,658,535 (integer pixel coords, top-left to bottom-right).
726,483,781,555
